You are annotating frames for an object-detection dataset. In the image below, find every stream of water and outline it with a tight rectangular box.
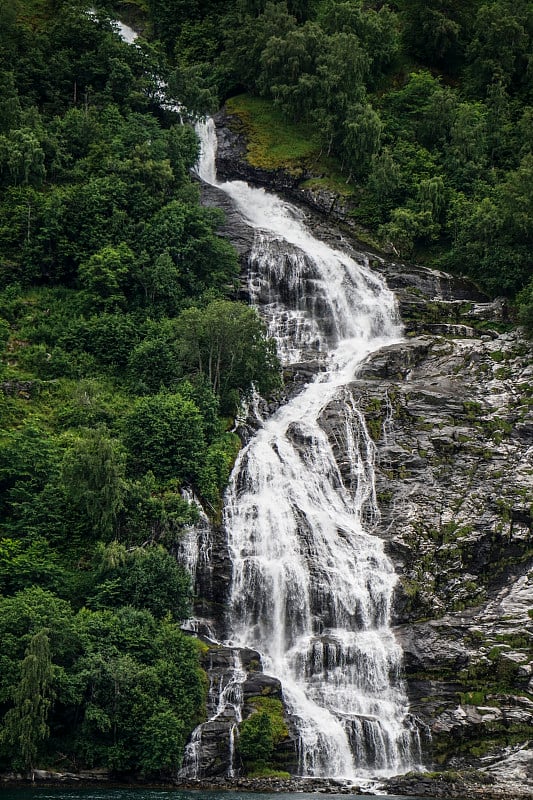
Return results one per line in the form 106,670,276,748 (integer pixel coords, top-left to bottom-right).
183,120,422,781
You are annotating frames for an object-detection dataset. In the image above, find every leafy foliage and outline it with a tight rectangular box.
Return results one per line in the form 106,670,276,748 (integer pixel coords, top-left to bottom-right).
237,711,274,767
124,392,207,484
1,0,531,777
89,543,192,620
159,0,532,303
173,299,281,414
0,0,281,776
0,589,205,774
1,629,54,770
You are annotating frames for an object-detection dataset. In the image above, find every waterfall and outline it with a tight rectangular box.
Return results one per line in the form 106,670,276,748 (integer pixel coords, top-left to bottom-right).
192,119,421,780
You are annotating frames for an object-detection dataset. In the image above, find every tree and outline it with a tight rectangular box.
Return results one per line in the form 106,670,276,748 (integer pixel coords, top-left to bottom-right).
318,1,400,83
0,537,63,596
0,128,46,187
61,427,126,539
416,176,447,223
361,148,404,224
177,377,222,443
123,392,206,483
141,201,238,297
237,711,274,768
399,0,475,72
258,22,325,121
342,102,382,180
165,124,199,180
128,334,181,392
167,61,218,120
72,606,205,772
382,70,456,148
0,71,21,134
90,543,192,620
133,252,183,313
223,1,297,92
173,299,281,414
517,277,533,338
0,425,61,524
445,101,487,185
139,707,186,774
379,206,439,258
198,433,241,509
61,312,141,369
148,0,200,53
122,472,199,546
465,0,531,96
310,32,368,155
78,243,134,310
1,629,54,771
445,155,532,295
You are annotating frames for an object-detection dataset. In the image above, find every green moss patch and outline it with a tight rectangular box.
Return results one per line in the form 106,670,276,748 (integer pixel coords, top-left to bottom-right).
248,696,289,743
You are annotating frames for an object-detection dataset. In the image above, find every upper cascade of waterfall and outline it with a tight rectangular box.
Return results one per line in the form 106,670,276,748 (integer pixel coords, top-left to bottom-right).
196,118,401,365
187,118,421,781
115,20,138,43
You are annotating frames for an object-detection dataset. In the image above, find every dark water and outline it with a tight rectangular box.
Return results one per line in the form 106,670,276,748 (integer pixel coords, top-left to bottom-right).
0,790,454,800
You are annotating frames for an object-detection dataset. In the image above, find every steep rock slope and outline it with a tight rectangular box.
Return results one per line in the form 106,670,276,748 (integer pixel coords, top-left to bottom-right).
323,278,532,775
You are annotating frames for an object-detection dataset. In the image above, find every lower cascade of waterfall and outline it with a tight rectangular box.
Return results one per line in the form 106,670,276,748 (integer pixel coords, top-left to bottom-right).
181,118,422,781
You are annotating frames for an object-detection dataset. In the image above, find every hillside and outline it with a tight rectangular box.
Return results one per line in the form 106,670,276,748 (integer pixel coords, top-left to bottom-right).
0,0,531,788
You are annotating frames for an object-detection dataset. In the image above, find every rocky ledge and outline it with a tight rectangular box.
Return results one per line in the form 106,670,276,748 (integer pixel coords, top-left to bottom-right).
213,109,357,227
3,770,533,798
384,766,533,799
177,773,533,797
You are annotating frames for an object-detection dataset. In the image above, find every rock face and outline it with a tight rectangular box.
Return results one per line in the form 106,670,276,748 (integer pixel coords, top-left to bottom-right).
180,641,299,778
190,109,533,787
325,285,533,777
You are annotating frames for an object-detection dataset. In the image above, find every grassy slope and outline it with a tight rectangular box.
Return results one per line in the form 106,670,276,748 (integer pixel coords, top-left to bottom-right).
226,94,353,196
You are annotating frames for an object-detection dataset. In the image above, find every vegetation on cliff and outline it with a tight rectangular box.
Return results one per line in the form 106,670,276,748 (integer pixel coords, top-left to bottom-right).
143,0,532,329
0,0,280,776
0,0,531,779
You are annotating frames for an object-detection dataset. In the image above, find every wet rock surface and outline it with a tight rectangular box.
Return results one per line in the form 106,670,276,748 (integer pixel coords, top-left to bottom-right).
384,767,533,799
3,770,533,797
180,641,299,778
322,295,532,778
191,112,533,788
199,181,255,266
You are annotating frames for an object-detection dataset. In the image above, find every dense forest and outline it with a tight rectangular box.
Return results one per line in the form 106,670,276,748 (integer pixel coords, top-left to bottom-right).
144,0,532,314
0,0,279,775
0,0,531,778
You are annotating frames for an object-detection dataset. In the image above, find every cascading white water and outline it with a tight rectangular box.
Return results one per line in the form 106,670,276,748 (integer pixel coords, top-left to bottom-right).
193,119,421,779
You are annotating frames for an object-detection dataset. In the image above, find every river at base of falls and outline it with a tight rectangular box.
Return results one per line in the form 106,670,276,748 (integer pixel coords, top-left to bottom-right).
0,790,464,800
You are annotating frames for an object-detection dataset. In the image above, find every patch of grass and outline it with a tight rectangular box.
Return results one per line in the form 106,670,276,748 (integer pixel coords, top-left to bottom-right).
300,174,354,196
195,638,210,656
246,767,291,779
225,94,351,194
459,690,486,706
226,94,320,174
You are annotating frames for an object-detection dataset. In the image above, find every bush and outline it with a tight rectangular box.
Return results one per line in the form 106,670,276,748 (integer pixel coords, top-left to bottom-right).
237,711,274,767
123,391,206,484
